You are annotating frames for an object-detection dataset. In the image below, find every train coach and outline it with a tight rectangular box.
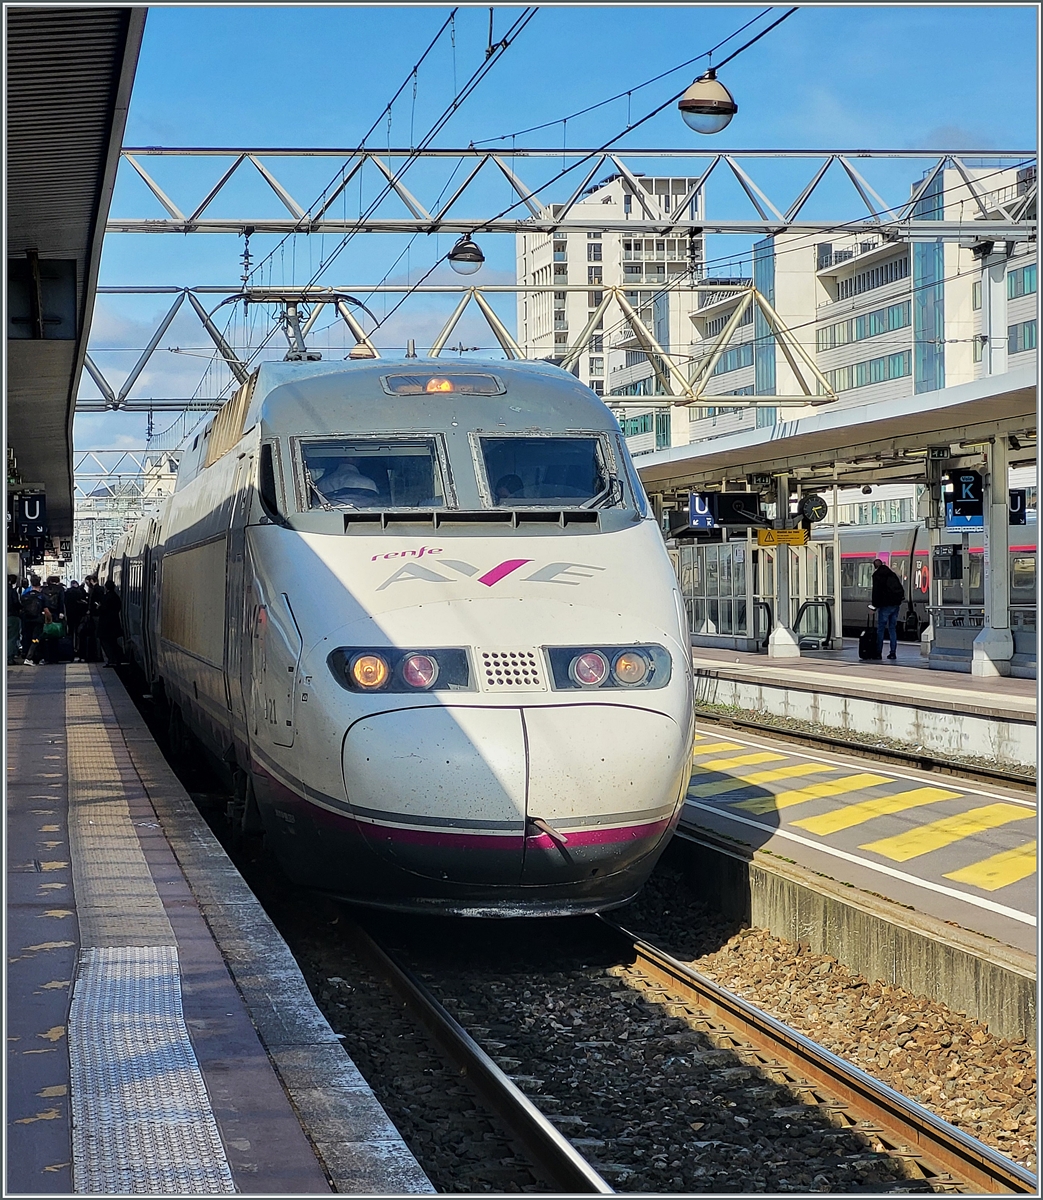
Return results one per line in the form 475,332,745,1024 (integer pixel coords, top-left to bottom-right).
106,358,696,916
813,521,1037,637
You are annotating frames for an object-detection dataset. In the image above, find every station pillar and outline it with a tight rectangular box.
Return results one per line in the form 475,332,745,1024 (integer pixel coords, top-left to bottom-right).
971,436,1013,676
767,474,800,658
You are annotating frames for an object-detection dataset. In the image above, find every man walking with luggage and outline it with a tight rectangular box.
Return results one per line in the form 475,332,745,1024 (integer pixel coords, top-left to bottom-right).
871,557,905,661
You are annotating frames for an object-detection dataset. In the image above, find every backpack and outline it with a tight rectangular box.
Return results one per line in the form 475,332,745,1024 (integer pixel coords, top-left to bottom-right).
884,571,905,606
20,592,44,620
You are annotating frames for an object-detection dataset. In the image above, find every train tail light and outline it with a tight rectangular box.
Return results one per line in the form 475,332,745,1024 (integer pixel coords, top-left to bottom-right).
401,653,438,689
569,651,609,687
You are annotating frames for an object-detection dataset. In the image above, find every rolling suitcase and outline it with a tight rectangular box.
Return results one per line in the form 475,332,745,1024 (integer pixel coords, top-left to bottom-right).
858,613,881,661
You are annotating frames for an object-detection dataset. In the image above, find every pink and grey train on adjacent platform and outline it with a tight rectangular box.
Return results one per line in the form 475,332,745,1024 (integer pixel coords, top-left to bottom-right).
106,359,695,916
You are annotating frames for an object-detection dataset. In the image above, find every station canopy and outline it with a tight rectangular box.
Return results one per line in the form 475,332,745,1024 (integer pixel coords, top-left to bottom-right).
635,366,1038,500
6,7,146,537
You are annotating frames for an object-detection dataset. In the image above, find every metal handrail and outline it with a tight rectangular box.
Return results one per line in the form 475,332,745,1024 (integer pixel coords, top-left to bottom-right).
793,597,834,645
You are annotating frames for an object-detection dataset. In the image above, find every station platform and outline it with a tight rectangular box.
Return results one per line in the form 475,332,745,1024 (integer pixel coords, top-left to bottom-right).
676,719,1037,1041
7,663,434,1196
691,640,1037,768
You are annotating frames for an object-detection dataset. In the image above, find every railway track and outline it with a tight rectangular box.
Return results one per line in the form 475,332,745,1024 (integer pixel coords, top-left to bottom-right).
693,707,1035,790
349,913,1035,1195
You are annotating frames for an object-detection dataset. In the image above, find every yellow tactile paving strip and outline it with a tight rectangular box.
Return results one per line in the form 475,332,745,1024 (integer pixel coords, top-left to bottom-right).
65,666,174,948
63,666,235,1193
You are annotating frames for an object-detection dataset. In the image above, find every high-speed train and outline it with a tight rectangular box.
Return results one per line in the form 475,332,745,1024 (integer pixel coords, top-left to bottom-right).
102,359,695,916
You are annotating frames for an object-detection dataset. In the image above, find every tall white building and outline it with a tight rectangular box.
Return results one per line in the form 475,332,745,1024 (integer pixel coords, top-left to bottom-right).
516,173,705,452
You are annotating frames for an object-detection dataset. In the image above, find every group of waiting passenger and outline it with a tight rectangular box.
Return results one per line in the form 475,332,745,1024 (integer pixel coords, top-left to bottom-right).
6,574,123,668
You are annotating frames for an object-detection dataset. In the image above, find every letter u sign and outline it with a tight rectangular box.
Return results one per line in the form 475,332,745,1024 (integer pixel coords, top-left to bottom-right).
23,500,40,521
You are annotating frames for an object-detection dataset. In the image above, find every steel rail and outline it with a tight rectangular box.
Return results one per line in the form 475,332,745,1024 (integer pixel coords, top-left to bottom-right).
692,707,1036,791
599,917,1037,1194
343,917,614,1195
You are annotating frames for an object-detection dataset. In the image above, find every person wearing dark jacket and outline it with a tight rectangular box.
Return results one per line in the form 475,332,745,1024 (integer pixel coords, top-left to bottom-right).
7,576,22,665
19,577,50,665
97,580,124,667
64,580,88,651
870,557,905,660
76,576,102,661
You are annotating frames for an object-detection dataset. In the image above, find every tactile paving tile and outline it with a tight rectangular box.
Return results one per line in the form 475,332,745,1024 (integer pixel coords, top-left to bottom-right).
69,946,235,1195
65,667,174,948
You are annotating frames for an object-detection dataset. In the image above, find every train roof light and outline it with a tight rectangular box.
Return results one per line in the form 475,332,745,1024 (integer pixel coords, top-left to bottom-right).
426,377,455,393
448,235,485,275
678,69,737,135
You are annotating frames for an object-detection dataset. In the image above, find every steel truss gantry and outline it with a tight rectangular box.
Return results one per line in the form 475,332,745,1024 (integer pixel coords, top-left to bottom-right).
79,281,832,412
110,147,1036,240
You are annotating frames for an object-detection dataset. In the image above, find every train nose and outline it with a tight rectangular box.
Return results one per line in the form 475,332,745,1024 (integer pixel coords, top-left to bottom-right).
342,706,528,885
341,703,687,889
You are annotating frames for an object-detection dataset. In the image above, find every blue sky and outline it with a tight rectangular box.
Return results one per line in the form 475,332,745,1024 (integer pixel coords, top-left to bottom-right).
78,3,1038,450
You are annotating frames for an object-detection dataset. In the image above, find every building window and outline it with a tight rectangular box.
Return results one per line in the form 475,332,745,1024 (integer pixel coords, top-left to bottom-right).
753,236,776,397
706,307,753,338
973,336,984,363
972,280,982,310
554,291,566,302
587,243,602,262
625,350,647,368
588,290,603,308
587,231,601,239
623,194,632,214
590,380,604,395
1008,264,1037,298
1008,319,1037,355
756,405,777,428
588,266,603,284
837,254,910,300
655,410,671,450
589,334,603,353
817,300,910,351
821,350,912,393
622,412,653,437
589,356,604,375
712,342,755,376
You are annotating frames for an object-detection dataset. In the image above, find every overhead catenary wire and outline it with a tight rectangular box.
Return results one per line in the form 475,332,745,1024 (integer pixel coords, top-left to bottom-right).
353,7,800,343
471,6,774,146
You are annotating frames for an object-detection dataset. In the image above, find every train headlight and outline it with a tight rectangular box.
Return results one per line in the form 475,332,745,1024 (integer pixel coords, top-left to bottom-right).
351,653,390,690
613,650,649,685
401,653,438,690
329,647,472,692
569,651,609,687
545,645,671,691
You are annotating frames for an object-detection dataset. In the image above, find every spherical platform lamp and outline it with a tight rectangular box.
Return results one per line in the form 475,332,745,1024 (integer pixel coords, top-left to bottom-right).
448,235,485,275
678,69,738,135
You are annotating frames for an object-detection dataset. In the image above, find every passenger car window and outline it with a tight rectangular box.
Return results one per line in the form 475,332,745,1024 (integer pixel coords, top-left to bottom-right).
1011,556,1036,593
299,437,447,509
478,435,615,507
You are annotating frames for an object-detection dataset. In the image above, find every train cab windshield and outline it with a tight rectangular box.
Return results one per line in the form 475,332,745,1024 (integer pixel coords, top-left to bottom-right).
300,437,447,509
479,435,617,507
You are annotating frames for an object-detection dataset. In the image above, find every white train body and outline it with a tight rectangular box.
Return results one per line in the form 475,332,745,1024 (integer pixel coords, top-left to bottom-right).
117,359,695,916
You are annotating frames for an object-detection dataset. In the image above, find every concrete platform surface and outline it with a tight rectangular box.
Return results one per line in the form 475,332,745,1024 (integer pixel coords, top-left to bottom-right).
6,662,433,1196
692,642,1037,722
